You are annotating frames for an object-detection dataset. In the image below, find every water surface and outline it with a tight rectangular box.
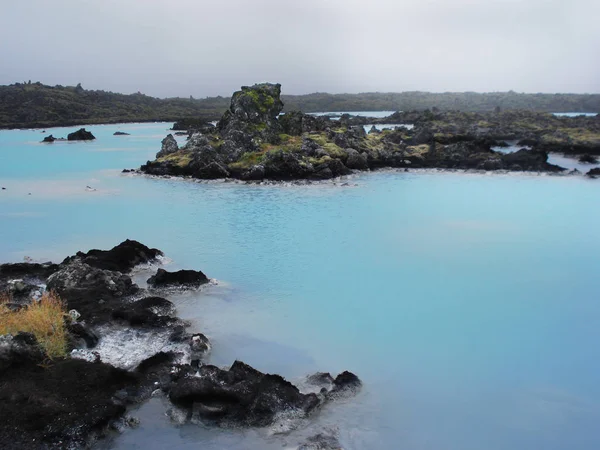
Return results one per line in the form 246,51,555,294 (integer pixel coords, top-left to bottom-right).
1,123,600,450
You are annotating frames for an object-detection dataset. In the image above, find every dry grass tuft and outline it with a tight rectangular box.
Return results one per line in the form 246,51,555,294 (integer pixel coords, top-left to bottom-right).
0,291,68,359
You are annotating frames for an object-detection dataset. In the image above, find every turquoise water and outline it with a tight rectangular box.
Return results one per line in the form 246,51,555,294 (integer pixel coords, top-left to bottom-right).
2,124,600,449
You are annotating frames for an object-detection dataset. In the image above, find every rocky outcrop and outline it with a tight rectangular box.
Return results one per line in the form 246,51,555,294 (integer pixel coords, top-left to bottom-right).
147,268,209,288
169,360,360,427
67,128,95,141
42,134,55,142
156,134,179,158
218,83,284,144
113,131,130,136
65,239,163,273
140,83,592,181
0,240,362,448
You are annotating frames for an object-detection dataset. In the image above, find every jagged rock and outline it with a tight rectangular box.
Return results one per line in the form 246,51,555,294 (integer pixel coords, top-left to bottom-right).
329,371,362,397
64,239,162,273
345,148,369,170
157,134,179,158
42,134,55,142
182,133,210,151
46,259,139,324
190,333,211,367
67,128,95,141
147,268,209,288
368,125,380,134
218,83,284,144
169,360,321,426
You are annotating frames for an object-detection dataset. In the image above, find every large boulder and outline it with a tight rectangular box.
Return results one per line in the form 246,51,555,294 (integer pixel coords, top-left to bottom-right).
156,134,179,158
67,128,95,141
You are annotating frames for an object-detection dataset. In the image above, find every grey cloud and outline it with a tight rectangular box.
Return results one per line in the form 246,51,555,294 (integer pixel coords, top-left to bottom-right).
0,0,598,97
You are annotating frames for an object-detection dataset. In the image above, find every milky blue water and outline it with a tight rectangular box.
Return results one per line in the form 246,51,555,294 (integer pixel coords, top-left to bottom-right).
2,123,600,450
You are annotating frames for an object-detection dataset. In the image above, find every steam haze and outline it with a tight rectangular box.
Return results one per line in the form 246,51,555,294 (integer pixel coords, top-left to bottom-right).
1,0,598,97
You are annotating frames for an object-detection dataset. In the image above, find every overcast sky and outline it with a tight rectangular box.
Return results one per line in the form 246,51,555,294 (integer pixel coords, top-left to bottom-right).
1,0,598,97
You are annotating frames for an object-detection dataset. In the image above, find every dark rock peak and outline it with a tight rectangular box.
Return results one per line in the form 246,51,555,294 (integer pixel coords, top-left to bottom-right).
157,134,179,158
67,128,95,141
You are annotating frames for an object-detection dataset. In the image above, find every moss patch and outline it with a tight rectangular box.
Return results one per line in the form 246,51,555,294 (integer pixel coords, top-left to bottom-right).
157,151,194,167
306,132,346,158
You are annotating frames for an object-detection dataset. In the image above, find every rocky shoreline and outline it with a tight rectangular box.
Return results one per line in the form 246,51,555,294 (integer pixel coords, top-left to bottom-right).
0,240,360,449
137,83,600,181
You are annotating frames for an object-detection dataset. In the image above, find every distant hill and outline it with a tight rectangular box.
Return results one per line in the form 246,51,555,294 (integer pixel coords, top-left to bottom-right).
0,82,228,129
282,91,600,115
0,82,598,129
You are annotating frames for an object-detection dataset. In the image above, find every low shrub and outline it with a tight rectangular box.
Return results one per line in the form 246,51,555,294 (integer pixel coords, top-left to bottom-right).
0,292,68,359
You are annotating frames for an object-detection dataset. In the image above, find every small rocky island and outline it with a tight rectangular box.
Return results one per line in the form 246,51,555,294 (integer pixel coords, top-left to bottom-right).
139,83,600,180
0,240,360,449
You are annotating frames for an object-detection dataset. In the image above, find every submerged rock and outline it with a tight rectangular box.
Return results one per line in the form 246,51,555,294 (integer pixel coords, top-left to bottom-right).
147,268,209,288
42,134,55,142
67,128,95,141
113,131,130,136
